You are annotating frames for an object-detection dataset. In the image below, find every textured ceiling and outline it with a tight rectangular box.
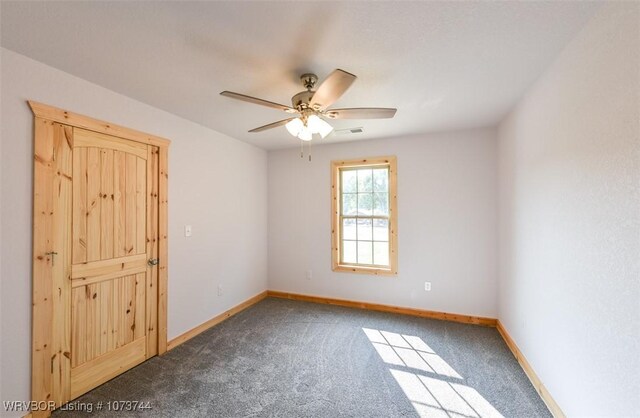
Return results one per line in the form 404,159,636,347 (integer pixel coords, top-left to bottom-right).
1,1,600,150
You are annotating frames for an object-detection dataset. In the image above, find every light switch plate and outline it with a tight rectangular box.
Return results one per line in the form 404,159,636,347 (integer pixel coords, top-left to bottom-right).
185,225,192,237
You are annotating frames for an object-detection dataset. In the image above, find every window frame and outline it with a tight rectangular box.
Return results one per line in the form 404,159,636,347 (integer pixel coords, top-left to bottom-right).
331,156,398,275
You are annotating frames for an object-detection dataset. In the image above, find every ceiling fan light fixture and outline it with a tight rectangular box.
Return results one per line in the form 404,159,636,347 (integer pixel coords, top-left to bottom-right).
285,118,304,137
306,114,321,131
305,115,334,139
298,127,313,141
317,118,334,138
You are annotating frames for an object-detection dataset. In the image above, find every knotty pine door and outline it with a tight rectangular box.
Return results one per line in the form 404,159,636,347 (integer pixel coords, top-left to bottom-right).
33,120,160,412
68,128,159,399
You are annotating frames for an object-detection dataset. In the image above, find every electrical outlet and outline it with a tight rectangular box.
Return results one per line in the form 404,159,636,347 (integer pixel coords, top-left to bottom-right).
424,282,431,291
306,270,312,280
185,225,192,237
217,284,223,296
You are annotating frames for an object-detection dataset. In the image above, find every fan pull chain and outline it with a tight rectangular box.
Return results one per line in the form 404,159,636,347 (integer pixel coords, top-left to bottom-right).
300,138,304,158
308,140,312,162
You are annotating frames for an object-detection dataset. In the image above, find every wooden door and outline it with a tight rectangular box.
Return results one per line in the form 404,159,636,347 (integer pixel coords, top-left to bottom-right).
68,128,159,399
31,103,169,418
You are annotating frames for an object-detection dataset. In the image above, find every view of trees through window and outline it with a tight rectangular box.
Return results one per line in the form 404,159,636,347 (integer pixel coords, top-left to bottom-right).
340,167,390,266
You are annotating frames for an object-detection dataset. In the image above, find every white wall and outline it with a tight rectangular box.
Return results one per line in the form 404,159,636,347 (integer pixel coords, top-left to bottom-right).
0,48,268,416
497,3,639,416
268,129,498,318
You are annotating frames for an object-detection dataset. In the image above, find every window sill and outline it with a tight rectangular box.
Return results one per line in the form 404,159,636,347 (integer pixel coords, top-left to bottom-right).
333,264,398,276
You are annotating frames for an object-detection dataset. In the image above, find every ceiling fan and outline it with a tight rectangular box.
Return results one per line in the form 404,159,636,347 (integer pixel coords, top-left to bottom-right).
220,69,397,141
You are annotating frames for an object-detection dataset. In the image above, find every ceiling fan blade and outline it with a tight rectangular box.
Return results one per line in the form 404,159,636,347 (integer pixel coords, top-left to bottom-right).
325,108,397,119
311,69,357,110
220,91,297,113
249,118,297,133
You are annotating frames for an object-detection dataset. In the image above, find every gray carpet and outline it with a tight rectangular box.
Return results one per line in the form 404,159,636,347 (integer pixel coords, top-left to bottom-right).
54,297,551,417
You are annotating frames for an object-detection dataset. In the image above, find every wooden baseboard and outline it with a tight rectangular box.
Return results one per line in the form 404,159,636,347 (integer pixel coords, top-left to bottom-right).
166,291,268,351
496,320,565,418
266,290,497,327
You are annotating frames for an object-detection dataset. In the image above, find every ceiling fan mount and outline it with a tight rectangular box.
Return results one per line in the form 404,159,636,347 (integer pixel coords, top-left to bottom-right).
300,73,318,91
220,68,397,140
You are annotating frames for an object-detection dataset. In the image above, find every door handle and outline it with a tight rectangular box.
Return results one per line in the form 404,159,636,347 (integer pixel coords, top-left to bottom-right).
148,258,159,266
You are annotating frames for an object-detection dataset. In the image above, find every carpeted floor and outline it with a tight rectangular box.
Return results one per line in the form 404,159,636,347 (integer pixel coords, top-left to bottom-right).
54,297,551,417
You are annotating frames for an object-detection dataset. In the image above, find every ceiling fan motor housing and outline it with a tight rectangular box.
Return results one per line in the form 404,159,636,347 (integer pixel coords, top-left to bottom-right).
291,90,315,110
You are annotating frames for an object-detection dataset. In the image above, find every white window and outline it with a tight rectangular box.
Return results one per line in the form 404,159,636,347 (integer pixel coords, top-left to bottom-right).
331,156,397,275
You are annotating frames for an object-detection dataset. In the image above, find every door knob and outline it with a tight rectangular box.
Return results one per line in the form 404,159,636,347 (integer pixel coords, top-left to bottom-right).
148,258,159,266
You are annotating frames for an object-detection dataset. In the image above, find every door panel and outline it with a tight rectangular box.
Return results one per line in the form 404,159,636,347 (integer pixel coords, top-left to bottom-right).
100,149,114,260
114,150,127,258
68,130,156,399
70,274,146,368
124,154,136,256
74,127,148,158
73,147,147,262
72,148,87,263
70,336,146,400
86,148,101,262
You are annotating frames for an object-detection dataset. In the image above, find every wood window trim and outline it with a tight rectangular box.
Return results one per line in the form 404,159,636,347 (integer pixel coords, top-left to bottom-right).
331,156,398,276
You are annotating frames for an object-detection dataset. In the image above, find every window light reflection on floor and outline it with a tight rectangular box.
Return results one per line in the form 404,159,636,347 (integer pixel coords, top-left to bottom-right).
362,328,504,418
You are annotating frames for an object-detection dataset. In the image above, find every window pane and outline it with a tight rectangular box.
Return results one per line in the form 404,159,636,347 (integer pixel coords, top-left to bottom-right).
358,193,373,215
373,168,388,192
342,193,357,215
373,219,389,241
341,170,357,193
373,192,389,216
373,242,390,266
357,169,373,192
342,218,357,240
342,240,357,263
358,241,373,264
357,218,373,241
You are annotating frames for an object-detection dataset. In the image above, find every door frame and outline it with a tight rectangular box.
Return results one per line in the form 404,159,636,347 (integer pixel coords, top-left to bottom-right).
29,101,170,416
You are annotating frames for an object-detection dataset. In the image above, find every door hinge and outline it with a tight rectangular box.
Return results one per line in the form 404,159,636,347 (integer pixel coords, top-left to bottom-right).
45,251,58,266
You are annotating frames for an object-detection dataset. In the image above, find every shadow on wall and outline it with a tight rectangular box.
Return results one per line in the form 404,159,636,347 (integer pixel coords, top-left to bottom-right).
363,328,504,418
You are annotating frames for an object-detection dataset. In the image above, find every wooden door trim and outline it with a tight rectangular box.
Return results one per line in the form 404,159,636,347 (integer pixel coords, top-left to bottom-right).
157,146,169,354
29,101,171,148
30,102,169,417
32,119,73,413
